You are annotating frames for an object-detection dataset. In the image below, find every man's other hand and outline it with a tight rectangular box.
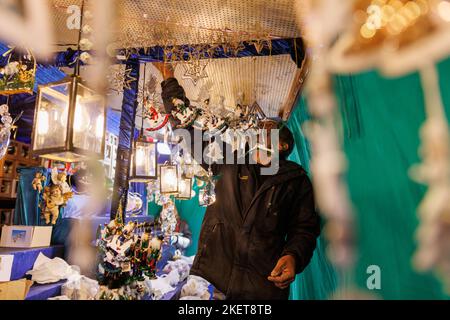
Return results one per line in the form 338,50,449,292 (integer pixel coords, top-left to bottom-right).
153,62,174,80
268,255,296,289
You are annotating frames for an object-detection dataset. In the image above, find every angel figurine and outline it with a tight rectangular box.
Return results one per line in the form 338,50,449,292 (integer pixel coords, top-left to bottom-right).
31,172,46,193
41,185,72,225
51,167,73,195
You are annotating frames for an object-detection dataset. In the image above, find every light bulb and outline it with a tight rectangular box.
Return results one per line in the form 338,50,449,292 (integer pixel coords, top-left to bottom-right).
166,172,177,187
179,181,187,193
74,103,89,132
38,110,49,135
95,115,104,138
136,147,145,166
162,168,178,191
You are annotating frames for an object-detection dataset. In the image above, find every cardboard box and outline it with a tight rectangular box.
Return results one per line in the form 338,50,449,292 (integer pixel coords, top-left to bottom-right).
0,226,52,248
0,255,14,281
0,278,33,300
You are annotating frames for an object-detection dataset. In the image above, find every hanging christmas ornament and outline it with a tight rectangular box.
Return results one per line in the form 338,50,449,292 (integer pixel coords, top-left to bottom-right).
0,46,36,95
182,59,209,86
199,181,216,207
197,168,219,207
171,98,199,129
205,140,224,163
144,103,170,132
248,22,272,54
107,64,138,94
159,199,178,236
0,104,21,159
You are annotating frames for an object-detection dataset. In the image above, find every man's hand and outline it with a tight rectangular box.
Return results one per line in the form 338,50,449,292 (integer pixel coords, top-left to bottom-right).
153,62,175,80
267,255,296,289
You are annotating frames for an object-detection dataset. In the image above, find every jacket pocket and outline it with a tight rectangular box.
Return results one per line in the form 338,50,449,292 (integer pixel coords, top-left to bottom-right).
196,222,221,265
261,186,279,233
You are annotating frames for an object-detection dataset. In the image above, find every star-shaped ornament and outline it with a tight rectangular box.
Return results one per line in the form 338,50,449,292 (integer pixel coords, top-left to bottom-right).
249,22,272,55
182,60,208,86
107,65,137,94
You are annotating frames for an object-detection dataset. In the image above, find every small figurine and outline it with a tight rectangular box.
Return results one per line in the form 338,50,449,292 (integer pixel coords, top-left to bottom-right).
51,167,72,194
41,185,65,225
145,106,169,132
32,171,46,193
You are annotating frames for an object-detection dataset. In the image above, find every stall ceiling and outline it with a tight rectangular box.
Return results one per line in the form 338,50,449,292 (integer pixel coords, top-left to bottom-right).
51,0,302,119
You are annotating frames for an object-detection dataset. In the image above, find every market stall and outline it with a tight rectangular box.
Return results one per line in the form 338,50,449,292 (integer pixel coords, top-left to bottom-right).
0,0,450,301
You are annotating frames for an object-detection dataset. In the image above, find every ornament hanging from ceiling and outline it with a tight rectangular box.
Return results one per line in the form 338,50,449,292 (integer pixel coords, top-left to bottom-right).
107,64,138,94
0,46,36,95
181,58,209,86
171,98,200,129
159,199,178,235
223,31,246,57
248,22,272,54
144,104,170,132
205,141,224,163
0,104,21,159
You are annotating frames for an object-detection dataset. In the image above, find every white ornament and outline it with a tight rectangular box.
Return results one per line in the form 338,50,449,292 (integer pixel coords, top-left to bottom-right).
79,52,92,64
79,38,93,51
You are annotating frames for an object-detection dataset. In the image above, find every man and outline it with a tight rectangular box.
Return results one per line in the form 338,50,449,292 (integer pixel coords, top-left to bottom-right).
154,62,320,300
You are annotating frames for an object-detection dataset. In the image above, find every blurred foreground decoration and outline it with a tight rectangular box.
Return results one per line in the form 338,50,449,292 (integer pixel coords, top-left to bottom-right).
0,46,36,95
410,65,450,293
0,0,53,59
326,0,450,294
329,0,450,76
295,0,357,284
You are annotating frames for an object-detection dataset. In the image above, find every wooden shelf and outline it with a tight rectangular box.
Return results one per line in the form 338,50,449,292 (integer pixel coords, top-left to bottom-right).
0,140,41,199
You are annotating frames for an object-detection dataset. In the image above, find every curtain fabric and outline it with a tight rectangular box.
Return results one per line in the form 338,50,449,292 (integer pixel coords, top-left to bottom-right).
287,97,339,300
332,57,450,300
14,166,47,226
286,57,450,300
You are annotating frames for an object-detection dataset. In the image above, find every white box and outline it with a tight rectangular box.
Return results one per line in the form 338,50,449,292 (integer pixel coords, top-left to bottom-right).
0,226,52,248
0,255,14,281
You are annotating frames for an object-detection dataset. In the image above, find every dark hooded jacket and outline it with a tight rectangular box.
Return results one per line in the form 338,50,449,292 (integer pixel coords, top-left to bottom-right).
161,78,320,300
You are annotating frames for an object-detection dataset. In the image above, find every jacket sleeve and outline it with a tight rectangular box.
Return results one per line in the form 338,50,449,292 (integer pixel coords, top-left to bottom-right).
161,78,191,117
281,176,321,274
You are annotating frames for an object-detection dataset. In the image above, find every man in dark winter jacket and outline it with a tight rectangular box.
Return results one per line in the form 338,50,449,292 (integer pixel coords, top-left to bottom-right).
154,62,320,300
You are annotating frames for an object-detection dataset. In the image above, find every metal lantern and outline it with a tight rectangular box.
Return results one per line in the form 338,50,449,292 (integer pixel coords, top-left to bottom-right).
31,75,106,163
129,63,159,182
130,136,158,182
159,164,178,195
176,176,192,200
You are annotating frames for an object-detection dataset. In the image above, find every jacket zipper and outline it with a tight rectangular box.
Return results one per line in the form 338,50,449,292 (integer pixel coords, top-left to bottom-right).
267,186,276,211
